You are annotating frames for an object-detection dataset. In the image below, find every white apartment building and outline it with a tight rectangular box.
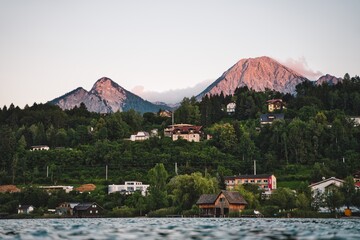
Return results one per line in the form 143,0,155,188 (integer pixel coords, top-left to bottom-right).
108,181,149,196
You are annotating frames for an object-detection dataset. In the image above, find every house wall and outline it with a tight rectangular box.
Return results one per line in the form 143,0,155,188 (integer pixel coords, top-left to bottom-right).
74,204,101,217
108,182,149,196
172,133,200,142
225,175,277,191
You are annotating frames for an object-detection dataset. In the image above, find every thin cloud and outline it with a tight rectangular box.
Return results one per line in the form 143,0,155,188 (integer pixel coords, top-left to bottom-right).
132,80,213,104
281,57,323,80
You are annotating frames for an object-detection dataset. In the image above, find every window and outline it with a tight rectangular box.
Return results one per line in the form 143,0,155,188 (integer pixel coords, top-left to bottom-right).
264,180,268,183
219,197,225,202
250,180,255,183
96,210,98,214
245,180,249,183
90,210,92,214
257,180,261,183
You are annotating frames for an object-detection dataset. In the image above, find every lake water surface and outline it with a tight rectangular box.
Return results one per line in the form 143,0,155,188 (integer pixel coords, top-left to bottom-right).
0,218,359,239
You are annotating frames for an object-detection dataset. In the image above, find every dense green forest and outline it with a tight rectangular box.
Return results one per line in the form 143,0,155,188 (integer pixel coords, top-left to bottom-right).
0,74,360,217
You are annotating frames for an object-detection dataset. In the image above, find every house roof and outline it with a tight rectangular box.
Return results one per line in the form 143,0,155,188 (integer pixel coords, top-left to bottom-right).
308,177,345,188
172,125,202,134
221,190,248,205
225,174,274,180
74,202,103,211
18,205,33,210
196,194,218,204
196,190,248,205
266,99,283,103
260,114,284,122
74,203,93,211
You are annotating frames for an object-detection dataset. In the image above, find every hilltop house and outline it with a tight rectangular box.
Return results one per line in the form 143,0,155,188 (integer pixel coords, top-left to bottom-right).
73,202,103,217
260,113,284,125
108,181,149,196
130,131,150,141
18,205,34,214
226,102,236,115
159,110,172,118
30,145,49,151
164,124,202,142
196,190,247,217
267,99,285,112
224,174,277,192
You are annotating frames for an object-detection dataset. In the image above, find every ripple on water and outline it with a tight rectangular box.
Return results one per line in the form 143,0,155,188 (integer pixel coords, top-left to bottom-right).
0,218,360,240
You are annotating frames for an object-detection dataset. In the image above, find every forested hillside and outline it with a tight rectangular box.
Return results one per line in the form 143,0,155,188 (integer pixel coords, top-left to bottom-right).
0,75,359,217
0,75,359,186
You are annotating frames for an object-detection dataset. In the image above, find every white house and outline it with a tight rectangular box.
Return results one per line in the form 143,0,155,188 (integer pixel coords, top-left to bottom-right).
30,145,49,151
226,102,236,114
165,124,202,142
130,132,150,141
308,177,345,197
18,205,34,214
39,185,74,193
108,181,149,196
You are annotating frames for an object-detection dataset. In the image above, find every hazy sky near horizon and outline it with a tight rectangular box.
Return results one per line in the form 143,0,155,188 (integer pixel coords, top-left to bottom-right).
1,0,359,107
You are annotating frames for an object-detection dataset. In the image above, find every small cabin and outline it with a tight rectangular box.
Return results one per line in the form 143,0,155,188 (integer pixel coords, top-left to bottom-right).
196,190,247,217
73,202,104,217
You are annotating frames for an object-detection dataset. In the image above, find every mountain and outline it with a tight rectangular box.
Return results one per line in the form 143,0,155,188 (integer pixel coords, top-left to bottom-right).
316,74,342,86
50,77,171,114
196,56,308,99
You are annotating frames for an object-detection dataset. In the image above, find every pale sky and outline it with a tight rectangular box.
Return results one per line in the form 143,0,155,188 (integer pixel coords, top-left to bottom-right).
1,0,359,107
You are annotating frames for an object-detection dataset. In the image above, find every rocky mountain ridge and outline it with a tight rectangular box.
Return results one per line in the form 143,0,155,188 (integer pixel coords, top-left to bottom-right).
196,56,309,99
50,77,171,113
50,57,342,113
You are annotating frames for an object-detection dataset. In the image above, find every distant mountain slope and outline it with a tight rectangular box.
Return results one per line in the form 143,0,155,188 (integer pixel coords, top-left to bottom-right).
196,56,308,99
316,74,342,86
50,77,171,114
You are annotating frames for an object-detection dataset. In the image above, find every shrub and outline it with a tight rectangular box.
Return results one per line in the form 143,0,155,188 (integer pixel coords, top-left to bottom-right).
147,207,178,217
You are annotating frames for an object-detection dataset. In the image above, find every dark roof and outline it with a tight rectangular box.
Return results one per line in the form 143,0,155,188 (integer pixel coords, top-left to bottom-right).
73,202,103,211
196,194,217,204
260,113,284,122
196,191,248,205
221,190,248,205
224,174,273,180
266,99,283,103
173,125,202,134
18,205,33,210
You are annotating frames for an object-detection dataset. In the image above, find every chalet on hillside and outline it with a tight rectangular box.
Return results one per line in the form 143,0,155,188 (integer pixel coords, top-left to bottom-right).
226,102,236,115
129,131,150,141
267,99,285,112
196,190,247,217
159,110,172,118
164,124,202,142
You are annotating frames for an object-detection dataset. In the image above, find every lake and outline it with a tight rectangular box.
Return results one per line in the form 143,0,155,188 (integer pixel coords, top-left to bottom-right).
0,218,359,239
